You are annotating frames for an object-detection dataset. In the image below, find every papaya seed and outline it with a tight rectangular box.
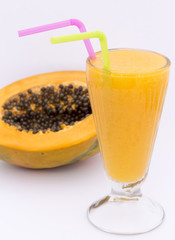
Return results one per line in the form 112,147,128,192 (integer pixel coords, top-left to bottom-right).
2,84,92,134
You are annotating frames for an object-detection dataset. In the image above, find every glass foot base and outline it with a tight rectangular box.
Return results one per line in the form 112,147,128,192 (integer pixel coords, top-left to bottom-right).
88,195,165,235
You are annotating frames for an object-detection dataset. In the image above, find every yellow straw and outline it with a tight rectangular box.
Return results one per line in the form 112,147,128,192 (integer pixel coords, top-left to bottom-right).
50,31,110,71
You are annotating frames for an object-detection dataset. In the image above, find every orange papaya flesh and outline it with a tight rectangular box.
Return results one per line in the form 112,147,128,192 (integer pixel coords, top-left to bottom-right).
0,71,99,168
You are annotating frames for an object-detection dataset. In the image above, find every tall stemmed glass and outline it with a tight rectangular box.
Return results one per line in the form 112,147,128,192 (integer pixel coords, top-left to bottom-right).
86,49,170,234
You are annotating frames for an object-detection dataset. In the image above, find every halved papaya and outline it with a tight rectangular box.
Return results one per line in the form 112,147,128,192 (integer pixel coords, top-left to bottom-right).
0,71,99,168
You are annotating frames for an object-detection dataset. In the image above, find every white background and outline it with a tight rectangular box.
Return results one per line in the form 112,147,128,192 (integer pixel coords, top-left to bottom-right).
0,0,175,239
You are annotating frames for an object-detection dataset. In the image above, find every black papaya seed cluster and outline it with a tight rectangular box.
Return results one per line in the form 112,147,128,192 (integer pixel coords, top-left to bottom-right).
2,84,92,134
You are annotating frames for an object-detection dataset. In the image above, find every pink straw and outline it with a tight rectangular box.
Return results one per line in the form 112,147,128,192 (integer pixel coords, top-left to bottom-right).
18,19,96,59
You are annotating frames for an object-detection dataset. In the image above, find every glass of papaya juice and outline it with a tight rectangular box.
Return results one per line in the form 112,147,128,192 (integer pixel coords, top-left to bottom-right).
86,49,170,234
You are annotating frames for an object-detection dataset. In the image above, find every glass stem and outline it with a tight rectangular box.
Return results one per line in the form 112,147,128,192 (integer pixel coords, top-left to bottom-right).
110,177,146,200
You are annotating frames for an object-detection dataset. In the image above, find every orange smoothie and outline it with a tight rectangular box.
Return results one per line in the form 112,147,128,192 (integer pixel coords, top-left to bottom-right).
86,49,170,183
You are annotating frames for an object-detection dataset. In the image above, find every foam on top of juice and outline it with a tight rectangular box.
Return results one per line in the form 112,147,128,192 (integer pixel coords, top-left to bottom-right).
90,49,168,74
